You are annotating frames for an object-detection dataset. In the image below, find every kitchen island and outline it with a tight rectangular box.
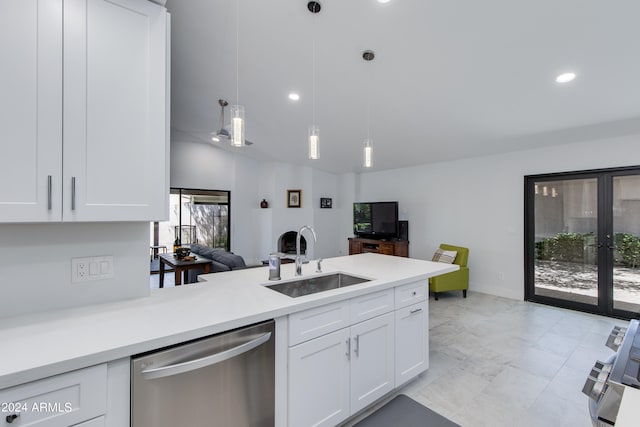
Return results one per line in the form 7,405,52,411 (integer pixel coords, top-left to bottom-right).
0,253,457,426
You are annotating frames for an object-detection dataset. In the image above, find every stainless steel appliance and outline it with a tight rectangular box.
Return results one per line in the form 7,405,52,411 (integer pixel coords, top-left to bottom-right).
131,320,275,427
583,320,637,426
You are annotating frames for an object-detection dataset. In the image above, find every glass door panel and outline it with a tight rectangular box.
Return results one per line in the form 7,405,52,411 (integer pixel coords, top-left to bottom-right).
532,178,599,306
612,175,640,312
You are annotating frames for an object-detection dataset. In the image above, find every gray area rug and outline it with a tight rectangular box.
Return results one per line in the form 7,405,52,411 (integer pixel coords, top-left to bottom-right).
354,394,460,427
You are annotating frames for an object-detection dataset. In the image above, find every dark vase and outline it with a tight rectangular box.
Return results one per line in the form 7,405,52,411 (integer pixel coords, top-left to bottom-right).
260,199,269,208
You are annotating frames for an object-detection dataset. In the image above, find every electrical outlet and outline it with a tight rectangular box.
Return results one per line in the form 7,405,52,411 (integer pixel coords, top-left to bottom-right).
72,256,114,283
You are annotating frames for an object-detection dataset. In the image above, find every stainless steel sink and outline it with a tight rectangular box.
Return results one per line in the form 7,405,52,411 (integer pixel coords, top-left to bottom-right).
265,273,370,298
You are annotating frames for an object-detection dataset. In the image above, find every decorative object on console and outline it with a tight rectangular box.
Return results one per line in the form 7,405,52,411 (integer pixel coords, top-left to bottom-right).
320,197,332,208
429,243,469,300
260,199,269,208
174,247,191,259
398,220,409,241
287,189,302,208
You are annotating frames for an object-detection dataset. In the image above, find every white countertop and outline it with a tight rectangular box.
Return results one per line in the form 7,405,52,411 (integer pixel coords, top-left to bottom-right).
0,253,457,389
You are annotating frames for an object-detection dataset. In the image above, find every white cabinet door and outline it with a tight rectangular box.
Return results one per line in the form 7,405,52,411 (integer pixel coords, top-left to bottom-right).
395,301,428,387
0,0,63,222
350,312,395,414
63,0,168,221
0,364,107,427
288,328,351,427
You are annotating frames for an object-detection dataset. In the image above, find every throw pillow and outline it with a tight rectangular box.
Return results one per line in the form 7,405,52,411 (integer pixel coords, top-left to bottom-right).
432,248,457,264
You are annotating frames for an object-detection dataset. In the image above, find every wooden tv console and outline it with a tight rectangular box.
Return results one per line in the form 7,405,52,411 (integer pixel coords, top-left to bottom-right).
348,237,409,257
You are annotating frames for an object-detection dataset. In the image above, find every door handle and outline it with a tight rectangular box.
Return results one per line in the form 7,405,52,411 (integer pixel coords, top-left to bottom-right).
346,338,351,361
71,176,76,210
141,332,271,380
47,175,52,210
354,334,360,357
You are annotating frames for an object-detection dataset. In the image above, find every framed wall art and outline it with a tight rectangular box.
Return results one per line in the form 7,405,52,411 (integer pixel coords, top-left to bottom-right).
320,197,332,208
287,189,302,208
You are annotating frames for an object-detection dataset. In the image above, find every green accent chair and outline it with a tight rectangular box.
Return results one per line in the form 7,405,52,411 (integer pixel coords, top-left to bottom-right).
429,243,469,300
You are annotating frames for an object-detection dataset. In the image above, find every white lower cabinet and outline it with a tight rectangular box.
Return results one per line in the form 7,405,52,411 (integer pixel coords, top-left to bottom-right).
0,359,129,427
395,300,428,387
288,312,395,427
288,328,351,427
349,312,395,414
286,282,429,427
0,364,107,427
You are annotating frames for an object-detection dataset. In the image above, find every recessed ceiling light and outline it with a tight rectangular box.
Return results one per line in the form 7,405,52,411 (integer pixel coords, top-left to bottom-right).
555,72,576,83
377,0,391,3
288,93,300,101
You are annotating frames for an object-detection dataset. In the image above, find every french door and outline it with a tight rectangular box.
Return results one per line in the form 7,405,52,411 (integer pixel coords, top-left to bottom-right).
525,166,640,319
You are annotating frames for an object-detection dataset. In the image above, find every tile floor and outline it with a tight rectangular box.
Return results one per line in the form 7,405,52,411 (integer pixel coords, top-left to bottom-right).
344,291,627,427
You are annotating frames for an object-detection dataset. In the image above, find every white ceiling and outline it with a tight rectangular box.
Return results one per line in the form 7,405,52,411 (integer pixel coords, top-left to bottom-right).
166,0,640,174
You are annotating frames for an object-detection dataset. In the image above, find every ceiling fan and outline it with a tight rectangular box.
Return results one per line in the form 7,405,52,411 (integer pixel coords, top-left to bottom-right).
211,99,253,145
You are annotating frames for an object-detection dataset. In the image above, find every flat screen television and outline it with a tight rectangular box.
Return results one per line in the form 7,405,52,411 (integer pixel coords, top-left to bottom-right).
353,201,399,239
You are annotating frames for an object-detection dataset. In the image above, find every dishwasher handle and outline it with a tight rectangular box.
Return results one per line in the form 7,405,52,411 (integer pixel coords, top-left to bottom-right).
141,332,272,380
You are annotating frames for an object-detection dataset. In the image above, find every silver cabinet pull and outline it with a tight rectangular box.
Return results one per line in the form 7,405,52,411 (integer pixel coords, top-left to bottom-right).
47,175,52,210
410,308,422,315
71,176,76,210
141,332,271,380
346,338,351,361
354,334,360,357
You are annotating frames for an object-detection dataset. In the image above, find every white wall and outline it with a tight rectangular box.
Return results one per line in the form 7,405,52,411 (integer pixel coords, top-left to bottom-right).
170,139,345,264
356,134,640,300
0,222,149,318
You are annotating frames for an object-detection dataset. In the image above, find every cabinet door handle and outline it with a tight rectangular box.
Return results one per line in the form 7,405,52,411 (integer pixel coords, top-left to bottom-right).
6,413,20,423
47,175,52,210
346,339,351,361
354,334,360,357
71,176,76,210
410,308,423,315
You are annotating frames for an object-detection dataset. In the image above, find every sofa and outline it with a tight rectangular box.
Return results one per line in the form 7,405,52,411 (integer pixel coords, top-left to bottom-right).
186,244,248,283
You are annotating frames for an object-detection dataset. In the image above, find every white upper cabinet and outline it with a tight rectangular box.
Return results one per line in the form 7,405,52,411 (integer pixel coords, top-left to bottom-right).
0,0,169,223
0,0,63,221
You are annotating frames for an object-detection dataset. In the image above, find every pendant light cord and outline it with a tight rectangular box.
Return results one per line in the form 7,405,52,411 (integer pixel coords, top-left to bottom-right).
236,0,240,105
312,38,316,125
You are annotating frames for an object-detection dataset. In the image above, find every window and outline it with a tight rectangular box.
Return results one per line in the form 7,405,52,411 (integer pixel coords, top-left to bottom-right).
150,188,230,256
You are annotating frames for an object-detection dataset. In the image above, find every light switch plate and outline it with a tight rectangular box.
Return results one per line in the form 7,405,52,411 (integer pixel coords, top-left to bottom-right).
72,256,114,283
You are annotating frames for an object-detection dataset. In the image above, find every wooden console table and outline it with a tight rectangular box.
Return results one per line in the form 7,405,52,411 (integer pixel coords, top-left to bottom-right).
348,237,409,257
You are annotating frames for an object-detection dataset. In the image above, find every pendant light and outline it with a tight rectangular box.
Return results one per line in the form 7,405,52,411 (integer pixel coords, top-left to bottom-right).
363,50,374,168
231,0,245,147
308,1,321,160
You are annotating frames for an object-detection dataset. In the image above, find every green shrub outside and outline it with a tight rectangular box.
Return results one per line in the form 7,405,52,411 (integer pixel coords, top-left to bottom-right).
614,233,640,268
536,232,640,268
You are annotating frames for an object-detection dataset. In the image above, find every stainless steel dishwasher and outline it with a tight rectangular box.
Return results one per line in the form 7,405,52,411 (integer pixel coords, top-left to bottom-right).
131,320,275,427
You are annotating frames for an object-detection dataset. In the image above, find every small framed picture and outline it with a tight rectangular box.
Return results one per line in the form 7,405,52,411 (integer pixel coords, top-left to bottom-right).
287,189,302,208
320,197,332,209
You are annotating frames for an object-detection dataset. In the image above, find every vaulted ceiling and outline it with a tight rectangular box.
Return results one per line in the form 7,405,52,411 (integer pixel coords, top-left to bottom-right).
167,0,640,174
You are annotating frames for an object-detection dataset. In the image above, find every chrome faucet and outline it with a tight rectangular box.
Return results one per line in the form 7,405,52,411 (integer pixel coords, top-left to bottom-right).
296,225,317,276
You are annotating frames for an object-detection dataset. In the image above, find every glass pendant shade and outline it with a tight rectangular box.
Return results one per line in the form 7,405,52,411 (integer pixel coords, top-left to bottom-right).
230,104,245,147
308,126,320,160
363,139,373,168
